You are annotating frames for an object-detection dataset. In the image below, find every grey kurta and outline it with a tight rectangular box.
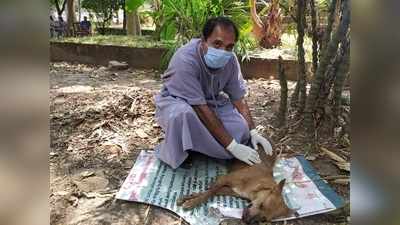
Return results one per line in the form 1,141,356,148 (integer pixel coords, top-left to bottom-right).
154,39,250,169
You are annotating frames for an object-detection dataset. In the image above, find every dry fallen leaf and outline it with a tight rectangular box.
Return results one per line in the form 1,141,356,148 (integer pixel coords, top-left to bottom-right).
80,171,95,178
74,176,109,192
54,191,70,196
320,147,347,163
333,178,350,185
320,147,350,172
305,155,317,161
135,128,149,138
335,161,350,172
103,144,122,159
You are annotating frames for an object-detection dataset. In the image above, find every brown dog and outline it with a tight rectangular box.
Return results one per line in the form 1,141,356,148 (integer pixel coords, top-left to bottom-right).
177,145,294,224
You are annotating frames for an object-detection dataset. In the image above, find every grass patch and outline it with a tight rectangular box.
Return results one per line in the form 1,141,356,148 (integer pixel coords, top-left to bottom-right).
248,33,313,61
51,33,313,61
51,35,174,48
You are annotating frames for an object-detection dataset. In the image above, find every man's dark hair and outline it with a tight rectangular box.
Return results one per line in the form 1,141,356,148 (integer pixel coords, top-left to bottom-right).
202,17,239,42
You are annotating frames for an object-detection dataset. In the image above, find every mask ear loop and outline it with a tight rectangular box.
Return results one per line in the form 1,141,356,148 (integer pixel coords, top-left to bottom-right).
210,74,218,114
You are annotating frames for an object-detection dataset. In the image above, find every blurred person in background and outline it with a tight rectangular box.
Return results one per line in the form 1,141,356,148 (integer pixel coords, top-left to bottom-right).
80,16,91,35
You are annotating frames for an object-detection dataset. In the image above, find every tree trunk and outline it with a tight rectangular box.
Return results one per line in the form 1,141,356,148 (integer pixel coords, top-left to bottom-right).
55,0,67,17
153,0,161,40
261,0,282,48
316,52,341,114
78,0,81,21
123,3,127,31
250,0,265,42
320,0,337,56
278,56,288,127
66,0,75,36
314,50,342,128
317,30,349,114
332,35,350,127
296,0,307,113
304,0,350,140
291,81,300,107
126,10,141,35
310,0,319,74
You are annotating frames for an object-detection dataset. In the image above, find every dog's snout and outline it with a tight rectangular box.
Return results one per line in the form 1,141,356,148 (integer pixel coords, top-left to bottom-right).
244,216,260,225
242,206,260,225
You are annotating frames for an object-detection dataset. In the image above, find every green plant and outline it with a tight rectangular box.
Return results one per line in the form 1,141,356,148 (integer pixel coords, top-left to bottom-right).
158,0,257,69
125,0,145,12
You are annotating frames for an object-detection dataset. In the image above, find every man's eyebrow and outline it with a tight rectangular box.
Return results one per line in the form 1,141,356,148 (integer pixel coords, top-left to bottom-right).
213,38,223,43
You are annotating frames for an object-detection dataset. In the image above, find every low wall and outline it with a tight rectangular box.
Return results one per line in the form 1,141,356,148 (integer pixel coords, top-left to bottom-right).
50,42,308,81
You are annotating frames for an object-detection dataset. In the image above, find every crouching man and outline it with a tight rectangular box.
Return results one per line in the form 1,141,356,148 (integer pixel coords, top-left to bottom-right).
154,17,273,169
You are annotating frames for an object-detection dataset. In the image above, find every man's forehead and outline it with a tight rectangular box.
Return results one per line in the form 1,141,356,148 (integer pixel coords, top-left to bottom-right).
209,25,236,43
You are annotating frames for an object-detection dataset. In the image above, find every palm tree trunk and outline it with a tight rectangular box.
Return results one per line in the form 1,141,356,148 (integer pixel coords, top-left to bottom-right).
332,35,350,127
296,0,307,113
319,0,337,58
250,0,265,42
304,0,350,139
278,56,288,127
291,81,300,107
310,0,319,74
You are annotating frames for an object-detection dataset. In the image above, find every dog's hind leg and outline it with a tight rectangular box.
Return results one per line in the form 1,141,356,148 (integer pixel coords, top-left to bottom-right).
177,176,233,209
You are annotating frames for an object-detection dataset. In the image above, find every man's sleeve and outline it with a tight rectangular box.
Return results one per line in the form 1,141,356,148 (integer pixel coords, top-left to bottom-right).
223,55,247,101
165,56,207,106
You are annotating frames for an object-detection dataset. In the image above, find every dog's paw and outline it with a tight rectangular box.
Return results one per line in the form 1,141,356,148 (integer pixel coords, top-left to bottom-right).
177,193,204,209
176,197,187,206
181,198,201,210
177,193,200,205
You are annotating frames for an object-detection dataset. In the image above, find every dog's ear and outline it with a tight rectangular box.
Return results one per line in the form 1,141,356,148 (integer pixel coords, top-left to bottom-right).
253,183,272,192
287,208,299,217
276,179,286,192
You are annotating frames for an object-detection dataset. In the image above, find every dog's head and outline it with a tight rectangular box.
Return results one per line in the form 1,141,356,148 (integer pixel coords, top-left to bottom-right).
242,179,293,224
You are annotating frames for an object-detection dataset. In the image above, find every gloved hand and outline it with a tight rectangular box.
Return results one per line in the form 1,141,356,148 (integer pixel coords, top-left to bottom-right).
226,139,261,165
250,129,273,155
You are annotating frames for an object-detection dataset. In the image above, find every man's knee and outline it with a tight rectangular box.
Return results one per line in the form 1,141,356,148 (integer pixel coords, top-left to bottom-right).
171,101,197,121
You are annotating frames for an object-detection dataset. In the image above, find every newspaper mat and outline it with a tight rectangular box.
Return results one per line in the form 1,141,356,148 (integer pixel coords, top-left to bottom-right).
116,150,344,225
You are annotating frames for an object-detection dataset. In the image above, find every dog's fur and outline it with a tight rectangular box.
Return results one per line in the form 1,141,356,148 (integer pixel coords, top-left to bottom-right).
177,145,293,224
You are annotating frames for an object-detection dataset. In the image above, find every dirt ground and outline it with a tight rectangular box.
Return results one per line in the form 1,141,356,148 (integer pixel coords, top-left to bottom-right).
50,62,350,225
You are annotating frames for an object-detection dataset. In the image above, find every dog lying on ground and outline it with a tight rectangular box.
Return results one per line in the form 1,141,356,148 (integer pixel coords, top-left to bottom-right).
177,145,294,224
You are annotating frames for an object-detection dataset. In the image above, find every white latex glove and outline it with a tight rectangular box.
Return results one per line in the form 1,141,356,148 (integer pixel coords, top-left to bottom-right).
250,129,273,155
226,139,261,165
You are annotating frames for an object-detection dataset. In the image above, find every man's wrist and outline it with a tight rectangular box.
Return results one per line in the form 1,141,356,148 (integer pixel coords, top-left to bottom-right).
226,139,237,151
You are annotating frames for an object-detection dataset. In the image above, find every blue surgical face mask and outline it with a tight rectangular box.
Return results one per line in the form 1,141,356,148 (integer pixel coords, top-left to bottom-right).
204,46,233,69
